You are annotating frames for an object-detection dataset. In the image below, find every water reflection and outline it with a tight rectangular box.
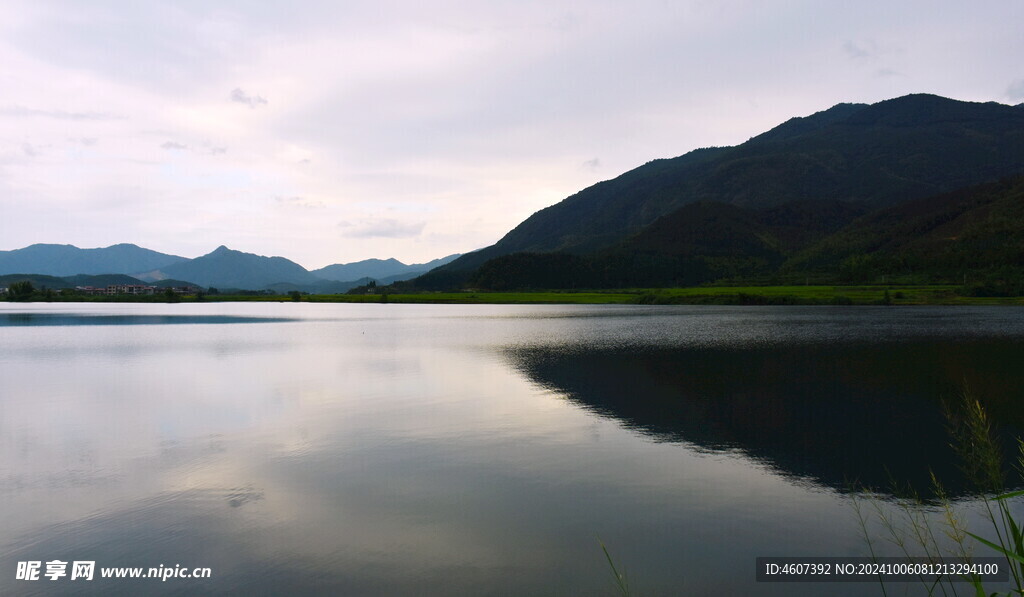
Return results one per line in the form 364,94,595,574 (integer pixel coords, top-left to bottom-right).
507,339,1024,496
4,303,1024,596
0,313,294,326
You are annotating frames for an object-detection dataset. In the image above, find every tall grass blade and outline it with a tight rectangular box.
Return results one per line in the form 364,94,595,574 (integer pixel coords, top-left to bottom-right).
598,538,632,597
965,532,1024,566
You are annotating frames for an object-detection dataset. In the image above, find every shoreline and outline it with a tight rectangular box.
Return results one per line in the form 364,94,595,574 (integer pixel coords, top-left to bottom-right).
6,285,1024,306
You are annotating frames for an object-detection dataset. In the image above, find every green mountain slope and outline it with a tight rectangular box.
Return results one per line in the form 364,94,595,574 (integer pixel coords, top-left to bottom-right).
468,176,1024,290
0,273,179,290
468,198,867,289
0,273,74,289
786,176,1024,284
62,273,153,287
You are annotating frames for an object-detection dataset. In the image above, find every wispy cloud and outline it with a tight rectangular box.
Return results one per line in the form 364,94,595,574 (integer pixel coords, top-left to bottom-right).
843,39,901,62
339,218,426,239
275,195,325,209
875,68,903,78
842,40,872,59
581,158,601,171
160,141,226,155
230,88,268,108
0,106,123,121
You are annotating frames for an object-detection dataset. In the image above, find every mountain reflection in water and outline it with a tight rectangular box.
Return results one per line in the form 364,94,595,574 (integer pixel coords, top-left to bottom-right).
0,312,294,326
507,339,1024,497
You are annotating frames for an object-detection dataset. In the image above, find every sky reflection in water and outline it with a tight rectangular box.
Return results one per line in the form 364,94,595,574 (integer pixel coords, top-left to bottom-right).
2,303,1024,595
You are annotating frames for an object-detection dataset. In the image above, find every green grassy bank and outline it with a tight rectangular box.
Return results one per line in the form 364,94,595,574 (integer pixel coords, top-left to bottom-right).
208,291,639,304
202,285,1024,306
9,285,1024,305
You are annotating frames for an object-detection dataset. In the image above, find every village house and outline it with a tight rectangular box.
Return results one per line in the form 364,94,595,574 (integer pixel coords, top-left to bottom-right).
106,284,157,295
74,284,158,295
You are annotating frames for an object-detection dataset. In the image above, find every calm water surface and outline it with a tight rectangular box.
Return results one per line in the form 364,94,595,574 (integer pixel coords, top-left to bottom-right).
2,302,1024,596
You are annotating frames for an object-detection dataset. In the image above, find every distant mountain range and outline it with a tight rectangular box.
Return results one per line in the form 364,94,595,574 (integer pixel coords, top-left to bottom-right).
312,255,460,283
0,243,187,277
416,94,1024,290
0,244,462,292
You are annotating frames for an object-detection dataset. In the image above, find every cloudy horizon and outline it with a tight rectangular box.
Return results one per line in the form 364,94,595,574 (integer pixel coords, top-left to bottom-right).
2,0,1022,269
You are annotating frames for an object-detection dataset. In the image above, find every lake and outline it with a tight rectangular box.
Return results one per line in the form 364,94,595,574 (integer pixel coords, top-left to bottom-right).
3,302,1024,595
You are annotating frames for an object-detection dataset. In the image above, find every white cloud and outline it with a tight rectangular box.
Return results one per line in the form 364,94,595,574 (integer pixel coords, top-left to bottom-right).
339,219,426,239
230,88,268,108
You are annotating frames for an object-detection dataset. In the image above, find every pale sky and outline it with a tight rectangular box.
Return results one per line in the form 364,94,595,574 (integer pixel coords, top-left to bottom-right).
1,0,1022,269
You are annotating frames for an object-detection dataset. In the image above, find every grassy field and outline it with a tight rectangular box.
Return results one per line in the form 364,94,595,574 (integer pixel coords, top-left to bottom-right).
202,285,1024,306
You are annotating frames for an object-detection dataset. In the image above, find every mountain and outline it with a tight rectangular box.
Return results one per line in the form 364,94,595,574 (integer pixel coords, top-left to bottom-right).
468,198,866,289
603,197,869,281
0,273,166,290
0,273,73,289
62,273,156,287
0,243,187,277
425,94,1024,285
266,277,375,295
314,258,411,281
152,278,202,288
468,175,1024,290
313,254,462,283
152,246,318,289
